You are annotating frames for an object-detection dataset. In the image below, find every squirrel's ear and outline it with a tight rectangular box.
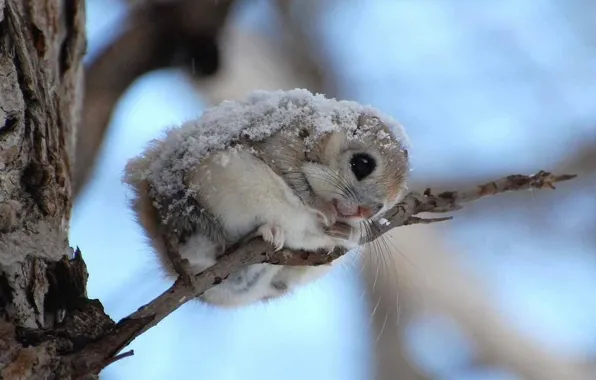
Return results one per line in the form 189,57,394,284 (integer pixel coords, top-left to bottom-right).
317,131,346,165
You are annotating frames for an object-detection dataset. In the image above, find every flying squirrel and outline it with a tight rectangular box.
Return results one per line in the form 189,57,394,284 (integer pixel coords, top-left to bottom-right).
123,89,410,307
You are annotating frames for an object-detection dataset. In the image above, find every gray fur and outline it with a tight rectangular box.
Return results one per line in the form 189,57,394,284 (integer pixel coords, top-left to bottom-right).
150,184,228,252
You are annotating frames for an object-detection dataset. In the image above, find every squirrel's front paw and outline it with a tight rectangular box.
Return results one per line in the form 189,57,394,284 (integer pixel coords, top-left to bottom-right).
258,224,286,251
313,201,338,228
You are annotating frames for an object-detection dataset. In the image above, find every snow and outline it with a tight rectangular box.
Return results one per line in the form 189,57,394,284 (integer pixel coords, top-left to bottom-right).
124,88,407,219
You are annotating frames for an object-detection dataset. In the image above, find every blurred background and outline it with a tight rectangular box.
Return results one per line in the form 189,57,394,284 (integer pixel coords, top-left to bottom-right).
72,0,596,379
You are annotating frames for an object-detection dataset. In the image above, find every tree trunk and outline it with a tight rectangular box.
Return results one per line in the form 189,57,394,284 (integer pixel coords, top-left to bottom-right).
0,1,113,378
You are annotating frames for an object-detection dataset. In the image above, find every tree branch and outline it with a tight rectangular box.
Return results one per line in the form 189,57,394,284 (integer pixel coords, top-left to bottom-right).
376,170,576,235
67,169,577,376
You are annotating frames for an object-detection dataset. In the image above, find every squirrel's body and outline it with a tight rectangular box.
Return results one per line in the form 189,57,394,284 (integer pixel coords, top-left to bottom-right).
124,89,409,307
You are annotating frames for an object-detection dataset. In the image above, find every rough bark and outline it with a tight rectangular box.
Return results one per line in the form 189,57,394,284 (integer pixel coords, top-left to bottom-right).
0,1,113,379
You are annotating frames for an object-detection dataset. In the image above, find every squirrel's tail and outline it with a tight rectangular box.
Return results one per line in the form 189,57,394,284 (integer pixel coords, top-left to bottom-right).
122,141,172,275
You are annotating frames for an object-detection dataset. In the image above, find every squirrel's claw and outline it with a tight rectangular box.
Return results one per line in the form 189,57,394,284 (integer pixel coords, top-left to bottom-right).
258,224,286,251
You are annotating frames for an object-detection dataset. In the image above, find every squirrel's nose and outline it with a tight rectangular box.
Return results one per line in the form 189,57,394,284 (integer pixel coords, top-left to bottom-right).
360,203,383,219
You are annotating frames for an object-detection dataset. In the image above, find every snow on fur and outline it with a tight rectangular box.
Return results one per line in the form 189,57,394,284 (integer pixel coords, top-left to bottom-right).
124,88,407,219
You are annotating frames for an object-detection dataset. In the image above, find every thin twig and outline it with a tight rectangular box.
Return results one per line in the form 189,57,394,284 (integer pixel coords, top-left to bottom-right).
103,349,134,367
402,216,453,225
373,170,576,236
73,350,134,380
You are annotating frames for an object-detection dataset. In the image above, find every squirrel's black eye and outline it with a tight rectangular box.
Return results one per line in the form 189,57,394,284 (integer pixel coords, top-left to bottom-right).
350,153,376,180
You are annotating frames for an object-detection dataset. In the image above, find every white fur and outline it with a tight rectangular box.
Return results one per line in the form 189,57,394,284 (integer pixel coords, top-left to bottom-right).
184,148,356,307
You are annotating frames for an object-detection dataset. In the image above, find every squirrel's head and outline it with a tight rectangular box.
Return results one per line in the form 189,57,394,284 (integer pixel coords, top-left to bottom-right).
302,113,410,225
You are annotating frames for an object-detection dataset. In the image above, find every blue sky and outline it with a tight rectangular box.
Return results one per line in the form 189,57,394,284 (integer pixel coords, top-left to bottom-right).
75,1,596,379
